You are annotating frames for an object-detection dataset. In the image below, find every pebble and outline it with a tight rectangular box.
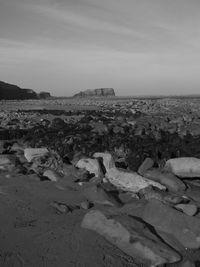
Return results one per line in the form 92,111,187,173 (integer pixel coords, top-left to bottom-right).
50,201,69,213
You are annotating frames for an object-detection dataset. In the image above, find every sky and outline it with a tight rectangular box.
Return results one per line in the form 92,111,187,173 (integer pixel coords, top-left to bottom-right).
1,0,200,96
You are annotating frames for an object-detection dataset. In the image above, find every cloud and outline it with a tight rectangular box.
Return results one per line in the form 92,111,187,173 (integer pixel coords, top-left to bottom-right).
1,0,200,95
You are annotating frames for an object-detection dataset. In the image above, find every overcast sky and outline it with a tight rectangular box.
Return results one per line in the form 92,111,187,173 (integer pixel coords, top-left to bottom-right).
1,0,200,96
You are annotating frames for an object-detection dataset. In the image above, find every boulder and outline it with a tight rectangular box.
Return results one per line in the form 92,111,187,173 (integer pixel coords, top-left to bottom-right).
76,158,101,177
139,187,188,205
81,210,180,266
24,148,49,162
93,152,166,193
175,203,198,216
143,168,186,192
164,157,200,178
138,157,154,176
142,199,200,249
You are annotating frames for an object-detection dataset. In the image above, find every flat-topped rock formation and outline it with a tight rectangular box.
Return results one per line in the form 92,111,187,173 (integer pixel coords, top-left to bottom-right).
0,80,51,100
73,88,115,97
38,92,51,99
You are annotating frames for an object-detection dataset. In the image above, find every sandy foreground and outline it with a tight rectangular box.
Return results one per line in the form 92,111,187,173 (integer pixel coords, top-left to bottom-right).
0,173,139,267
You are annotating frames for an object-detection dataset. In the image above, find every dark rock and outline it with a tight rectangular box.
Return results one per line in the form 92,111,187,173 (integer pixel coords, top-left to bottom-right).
0,80,51,100
0,80,37,100
38,92,51,99
73,88,115,97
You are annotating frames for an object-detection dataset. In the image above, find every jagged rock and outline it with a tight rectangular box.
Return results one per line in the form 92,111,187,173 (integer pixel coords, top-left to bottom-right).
138,157,154,176
73,88,115,98
93,152,166,193
142,199,200,249
76,158,101,177
175,203,198,216
81,210,180,266
143,168,186,192
24,148,49,162
164,157,200,178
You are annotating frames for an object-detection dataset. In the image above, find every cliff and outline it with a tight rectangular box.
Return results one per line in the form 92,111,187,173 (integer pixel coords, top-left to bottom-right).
73,88,115,97
0,81,51,100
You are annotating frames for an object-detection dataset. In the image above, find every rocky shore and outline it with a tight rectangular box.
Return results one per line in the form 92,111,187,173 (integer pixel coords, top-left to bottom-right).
1,97,200,266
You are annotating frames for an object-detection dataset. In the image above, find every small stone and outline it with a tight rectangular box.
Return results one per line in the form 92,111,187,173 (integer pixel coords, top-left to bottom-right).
43,169,60,182
138,157,154,176
175,204,198,216
50,201,69,213
80,201,90,210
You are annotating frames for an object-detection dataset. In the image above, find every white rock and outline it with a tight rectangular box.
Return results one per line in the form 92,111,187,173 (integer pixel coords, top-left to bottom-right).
76,158,101,177
93,152,166,193
165,157,200,178
24,148,49,162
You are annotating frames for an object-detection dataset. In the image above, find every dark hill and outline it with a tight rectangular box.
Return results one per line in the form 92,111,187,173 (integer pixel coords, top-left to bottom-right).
0,81,51,100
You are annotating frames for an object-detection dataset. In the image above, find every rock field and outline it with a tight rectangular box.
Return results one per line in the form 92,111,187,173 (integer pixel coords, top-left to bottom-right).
1,97,200,266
